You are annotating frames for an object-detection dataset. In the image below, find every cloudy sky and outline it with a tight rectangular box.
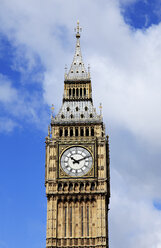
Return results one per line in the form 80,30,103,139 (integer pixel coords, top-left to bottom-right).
0,0,161,247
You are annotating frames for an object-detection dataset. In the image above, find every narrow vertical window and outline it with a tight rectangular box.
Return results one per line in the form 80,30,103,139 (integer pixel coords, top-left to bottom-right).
64,206,67,237
58,183,62,191
84,88,86,96
81,206,83,236
75,127,78,136
86,127,89,136
87,206,89,236
59,128,63,137
70,128,73,137
91,127,94,136
80,127,84,136
76,88,79,97
70,207,72,237
65,128,68,137
73,88,75,97
80,88,82,97
69,88,71,97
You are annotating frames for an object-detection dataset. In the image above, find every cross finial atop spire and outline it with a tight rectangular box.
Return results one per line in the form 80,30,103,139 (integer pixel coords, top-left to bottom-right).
74,20,82,39
99,103,102,116
51,104,54,117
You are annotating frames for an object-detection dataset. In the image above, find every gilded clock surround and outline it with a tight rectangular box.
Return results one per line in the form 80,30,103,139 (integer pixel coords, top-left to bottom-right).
45,21,110,248
58,144,95,179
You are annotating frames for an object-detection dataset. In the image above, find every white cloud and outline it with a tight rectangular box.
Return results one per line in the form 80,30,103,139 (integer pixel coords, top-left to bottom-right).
110,185,161,248
0,74,17,102
0,73,48,132
0,0,161,247
0,117,18,132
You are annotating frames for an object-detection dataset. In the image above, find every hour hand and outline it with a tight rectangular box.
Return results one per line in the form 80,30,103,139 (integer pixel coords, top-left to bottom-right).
71,156,79,164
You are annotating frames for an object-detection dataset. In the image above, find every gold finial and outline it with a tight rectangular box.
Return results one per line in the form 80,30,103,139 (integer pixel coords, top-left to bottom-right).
74,20,82,38
99,103,102,116
51,104,54,117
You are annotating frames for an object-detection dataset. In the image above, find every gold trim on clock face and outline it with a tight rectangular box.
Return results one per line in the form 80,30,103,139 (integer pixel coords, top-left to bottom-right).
60,146,93,177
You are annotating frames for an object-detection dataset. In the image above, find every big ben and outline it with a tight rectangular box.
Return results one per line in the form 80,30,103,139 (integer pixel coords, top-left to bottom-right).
45,21,110,248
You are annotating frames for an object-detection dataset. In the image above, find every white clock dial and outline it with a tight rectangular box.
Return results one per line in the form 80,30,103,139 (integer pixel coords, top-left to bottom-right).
60,146,93,177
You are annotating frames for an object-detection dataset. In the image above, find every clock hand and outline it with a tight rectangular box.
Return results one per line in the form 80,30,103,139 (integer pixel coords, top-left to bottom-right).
73,155,91,163
78,155,91,162
71,156,79,164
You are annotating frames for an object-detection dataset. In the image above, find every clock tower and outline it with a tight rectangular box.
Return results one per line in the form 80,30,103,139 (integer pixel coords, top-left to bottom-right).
45,21,110,248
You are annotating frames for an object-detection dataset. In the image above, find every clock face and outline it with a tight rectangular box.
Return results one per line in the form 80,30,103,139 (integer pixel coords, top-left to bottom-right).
60,146,93,177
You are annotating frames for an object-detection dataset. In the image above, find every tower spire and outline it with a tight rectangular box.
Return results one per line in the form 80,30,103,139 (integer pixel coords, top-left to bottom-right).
66,20,89,81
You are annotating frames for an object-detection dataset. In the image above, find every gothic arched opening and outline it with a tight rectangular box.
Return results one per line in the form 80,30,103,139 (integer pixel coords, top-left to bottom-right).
65,128,68,137
80,128,84,136
86,127,89,136
70,128,73,137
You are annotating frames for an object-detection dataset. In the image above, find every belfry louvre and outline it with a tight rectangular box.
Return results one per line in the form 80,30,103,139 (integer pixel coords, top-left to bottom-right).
45,21,110,248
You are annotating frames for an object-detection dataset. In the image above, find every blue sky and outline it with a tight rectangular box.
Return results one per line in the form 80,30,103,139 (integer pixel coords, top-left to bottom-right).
0,0,161,248
123,0,161,28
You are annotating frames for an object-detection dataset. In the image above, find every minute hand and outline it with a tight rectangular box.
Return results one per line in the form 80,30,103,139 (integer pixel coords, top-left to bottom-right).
74,155,91,163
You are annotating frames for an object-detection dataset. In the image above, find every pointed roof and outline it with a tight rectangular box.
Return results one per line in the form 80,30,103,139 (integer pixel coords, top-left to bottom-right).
52,100,102,124
65,21,90,81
